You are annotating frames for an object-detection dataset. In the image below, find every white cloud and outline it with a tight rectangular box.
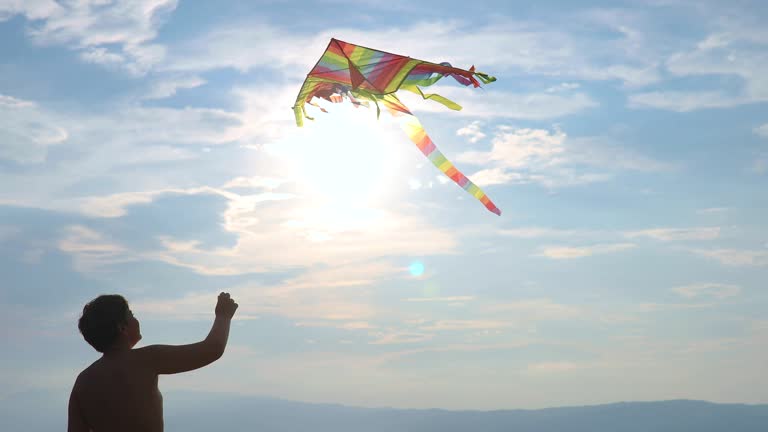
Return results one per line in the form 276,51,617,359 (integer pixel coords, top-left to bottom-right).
628,90,747,112
499,227,588,238
697,207,729,214
456,121,486,143
61,184,456,278
0,94,35,108
420,320,515,331
458,127,567,168
7,0,178,75
0,0,60,21
629,24,768,111
149,203,457,276
162,22,317,74
546,82,581,93
672,283,741,300
537,243,636,259
487,298,584,321
752,155,767,175
624,227,720,241
143,75,206,100
370,332,433,345
404,296,475,303
456,127,668,188
0,94,68,164
0,225,19,242
75,187,259,218
689,248,768,267
467,168,522,187
58,225,132,273
755,124,768,138
162,18,662,87
133,261,400,325
400,87,598,120
407,178,422,190
222,176,287,191
2,102,241,168
564,136,675,172
84,106,243,146
526,361,580,374
638,302,716,312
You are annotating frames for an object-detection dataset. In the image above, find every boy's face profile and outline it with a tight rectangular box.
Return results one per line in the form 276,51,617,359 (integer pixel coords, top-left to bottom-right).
121,309,142,348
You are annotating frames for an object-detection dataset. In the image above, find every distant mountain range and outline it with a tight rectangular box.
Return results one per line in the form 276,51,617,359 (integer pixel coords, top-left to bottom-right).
5,390,767,431
164,393,767,432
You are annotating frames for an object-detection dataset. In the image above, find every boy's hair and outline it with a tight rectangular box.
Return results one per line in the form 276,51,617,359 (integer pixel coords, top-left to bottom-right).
78,295,130,353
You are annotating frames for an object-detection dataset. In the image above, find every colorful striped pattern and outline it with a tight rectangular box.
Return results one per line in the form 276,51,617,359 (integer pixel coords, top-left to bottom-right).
293,38,501,215
397,101,501,216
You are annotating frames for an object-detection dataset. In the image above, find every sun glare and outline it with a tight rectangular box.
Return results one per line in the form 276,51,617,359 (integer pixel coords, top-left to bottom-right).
267,103,408,227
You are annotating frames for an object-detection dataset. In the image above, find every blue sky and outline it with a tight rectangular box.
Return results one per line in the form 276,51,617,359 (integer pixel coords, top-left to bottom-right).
1,0,767,411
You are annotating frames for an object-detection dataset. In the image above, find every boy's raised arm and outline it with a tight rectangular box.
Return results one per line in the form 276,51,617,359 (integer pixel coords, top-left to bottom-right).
139,292,238,375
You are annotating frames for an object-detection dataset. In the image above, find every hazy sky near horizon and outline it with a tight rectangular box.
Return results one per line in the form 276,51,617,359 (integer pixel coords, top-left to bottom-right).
1,0,767,410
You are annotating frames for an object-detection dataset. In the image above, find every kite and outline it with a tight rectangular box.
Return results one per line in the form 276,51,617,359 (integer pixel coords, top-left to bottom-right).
293,38,501,215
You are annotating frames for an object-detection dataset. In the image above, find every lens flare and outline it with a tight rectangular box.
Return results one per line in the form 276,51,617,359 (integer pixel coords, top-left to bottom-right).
408,261,425,277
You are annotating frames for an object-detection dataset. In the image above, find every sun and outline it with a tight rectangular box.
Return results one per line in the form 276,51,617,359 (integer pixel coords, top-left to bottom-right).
268,103,407,212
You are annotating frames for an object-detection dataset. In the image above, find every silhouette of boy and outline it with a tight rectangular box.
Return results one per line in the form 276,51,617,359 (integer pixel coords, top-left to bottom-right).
68,292,238,432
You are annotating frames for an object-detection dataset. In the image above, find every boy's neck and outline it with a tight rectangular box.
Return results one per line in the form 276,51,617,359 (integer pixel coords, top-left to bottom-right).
103,340,134,356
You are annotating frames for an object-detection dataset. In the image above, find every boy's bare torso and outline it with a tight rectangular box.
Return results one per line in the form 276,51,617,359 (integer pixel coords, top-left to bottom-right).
73,349,163,432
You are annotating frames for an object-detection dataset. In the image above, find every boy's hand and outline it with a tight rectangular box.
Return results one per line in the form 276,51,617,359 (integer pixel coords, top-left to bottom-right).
215,292,238,319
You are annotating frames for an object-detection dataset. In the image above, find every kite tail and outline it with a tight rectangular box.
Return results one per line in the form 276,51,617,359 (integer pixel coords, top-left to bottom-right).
380,95,501,216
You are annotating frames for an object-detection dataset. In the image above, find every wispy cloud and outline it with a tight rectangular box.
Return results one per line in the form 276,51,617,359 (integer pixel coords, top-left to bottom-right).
134,261,398,322
456,121,486,143
537,243,636,259
0,0,60,21
628,90,748,112
58,225,132,273
525,361,580,374
142,75,206,100
420,320,516,331
689,248,768,267
697,207,729,214
162,19,663,87
456,126,669,188
404,296,475,303
755,123,768,138
486,298,584,321
221,176,288,191
370,331,433,345
629,22,768,111
751,155,768,175
401,87,598,120
0,94,67,164
18,0,179,75
638,302,717,312
499,227,591,238
624,227,720,241
672,282,741,299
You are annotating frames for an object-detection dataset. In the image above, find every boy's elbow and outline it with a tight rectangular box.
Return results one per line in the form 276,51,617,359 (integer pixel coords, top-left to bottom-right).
207,340,227,361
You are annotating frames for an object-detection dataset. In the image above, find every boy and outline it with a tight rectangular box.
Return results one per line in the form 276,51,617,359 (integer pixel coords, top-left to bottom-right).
68,292,238,432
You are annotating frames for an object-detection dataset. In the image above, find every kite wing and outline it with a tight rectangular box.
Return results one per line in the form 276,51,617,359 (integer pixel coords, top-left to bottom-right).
293,38,501,216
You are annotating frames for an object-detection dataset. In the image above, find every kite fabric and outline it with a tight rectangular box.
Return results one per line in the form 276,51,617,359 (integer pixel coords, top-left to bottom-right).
292,38,501,215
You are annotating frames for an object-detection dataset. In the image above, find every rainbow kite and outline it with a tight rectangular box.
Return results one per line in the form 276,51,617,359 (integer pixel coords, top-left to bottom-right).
293,38,501,215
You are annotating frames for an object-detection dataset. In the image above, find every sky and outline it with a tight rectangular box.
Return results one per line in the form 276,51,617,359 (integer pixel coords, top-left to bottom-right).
1,0,767,413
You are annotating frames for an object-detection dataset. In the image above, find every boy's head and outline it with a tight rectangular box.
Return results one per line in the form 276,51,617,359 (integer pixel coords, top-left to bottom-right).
78,294,141,353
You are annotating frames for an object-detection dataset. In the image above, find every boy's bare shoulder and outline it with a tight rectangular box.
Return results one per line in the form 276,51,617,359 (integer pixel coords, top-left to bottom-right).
72,360,100,393
79,358,101,377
